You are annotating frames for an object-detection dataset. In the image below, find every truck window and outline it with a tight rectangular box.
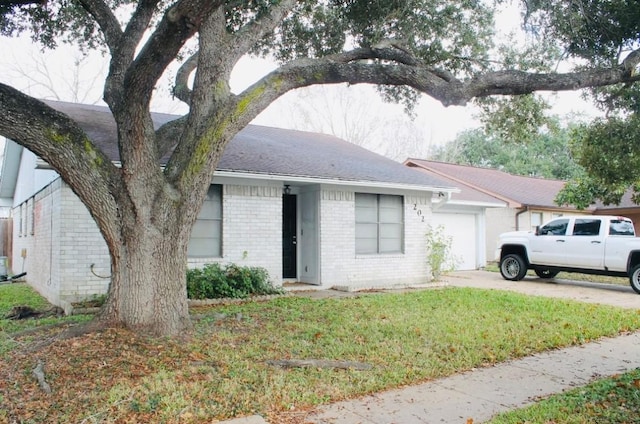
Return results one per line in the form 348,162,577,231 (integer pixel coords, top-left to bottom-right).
573,219,601,236
609,219,635,236
538,218,569,236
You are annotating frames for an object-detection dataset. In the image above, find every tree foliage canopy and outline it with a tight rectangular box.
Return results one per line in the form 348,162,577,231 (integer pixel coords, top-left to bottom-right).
0,0,639,336
431,119,583,181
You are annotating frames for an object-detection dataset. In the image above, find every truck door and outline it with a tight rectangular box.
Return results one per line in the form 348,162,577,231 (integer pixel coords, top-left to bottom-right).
529,218,570,265
565,218,605,268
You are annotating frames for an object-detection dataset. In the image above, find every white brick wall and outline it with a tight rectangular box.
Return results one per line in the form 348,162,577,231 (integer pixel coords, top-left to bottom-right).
14,176,437,304
189,183,283,284
319,189,433,289
13,179,111,305
58,185,110,302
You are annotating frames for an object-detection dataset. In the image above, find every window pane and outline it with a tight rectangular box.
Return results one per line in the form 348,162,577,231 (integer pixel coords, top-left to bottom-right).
356,237,378,254
380,237,402,253
539,219,569,236
355,193,377,208
188,185,222,257
355,193,404,254
356,206,378,222
531,212,543,227
610,220,635,236
573,219,601,236
355,193,377,222
187,237,220,257
355,223,377,239
380,223,403,253
379,223,402,239
379,197,403,222
379,195,402,208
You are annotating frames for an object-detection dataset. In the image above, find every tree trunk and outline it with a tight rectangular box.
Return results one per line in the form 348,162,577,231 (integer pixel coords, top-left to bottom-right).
99,214,193,337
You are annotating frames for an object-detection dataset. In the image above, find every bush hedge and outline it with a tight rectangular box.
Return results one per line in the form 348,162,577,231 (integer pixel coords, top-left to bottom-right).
186,263,283,299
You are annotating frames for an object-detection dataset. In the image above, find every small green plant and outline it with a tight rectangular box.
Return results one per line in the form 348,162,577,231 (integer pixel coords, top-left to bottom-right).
186,263,283,299
425,225,459,280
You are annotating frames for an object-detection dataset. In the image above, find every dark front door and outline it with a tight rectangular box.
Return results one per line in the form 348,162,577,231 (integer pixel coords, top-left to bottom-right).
282,194,297,278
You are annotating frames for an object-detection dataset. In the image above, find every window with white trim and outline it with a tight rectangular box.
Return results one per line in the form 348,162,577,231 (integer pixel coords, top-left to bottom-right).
188,184,222,257
355,193,404,254
531,212,543,230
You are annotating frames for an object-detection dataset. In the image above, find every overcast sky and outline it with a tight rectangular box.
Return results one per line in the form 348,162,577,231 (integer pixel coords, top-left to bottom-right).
0,4,601,159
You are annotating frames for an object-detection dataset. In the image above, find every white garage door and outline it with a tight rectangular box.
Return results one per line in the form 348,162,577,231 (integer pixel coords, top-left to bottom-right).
431,212,477,271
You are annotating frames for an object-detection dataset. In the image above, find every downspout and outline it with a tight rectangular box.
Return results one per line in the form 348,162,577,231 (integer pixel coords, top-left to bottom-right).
433,191,452,210
515,206,529,231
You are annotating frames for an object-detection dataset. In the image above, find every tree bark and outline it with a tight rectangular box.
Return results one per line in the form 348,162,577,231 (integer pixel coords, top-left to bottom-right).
98,189,194,337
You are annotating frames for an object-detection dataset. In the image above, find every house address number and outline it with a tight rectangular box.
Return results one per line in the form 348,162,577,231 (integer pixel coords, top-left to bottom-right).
413,203,425,222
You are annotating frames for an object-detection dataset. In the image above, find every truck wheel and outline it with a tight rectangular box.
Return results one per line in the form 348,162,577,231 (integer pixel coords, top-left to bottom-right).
629,264,640,294
534,269,559,279
500,254,527,281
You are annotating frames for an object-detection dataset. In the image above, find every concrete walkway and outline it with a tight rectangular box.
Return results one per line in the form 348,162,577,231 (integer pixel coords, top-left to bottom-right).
224,271,640,424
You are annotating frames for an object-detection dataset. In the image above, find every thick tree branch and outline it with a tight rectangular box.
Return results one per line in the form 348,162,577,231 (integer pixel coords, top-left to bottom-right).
231,0,296,61
0,84,122,244
118,0,161,63
76,0,122,51
124,0,222,107
173,0,296,106
173,52,198,103
160,44,640,192
241,49,640,110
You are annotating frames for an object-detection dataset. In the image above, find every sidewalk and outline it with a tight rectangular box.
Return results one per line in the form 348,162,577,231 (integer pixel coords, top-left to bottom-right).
303,331,640,423
224,271,640,424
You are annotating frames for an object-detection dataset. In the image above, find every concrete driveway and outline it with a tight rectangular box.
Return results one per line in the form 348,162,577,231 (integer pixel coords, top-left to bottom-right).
441,270,640,310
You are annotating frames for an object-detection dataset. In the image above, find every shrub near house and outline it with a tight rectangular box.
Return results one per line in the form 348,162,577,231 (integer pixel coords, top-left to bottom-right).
186,264,283,299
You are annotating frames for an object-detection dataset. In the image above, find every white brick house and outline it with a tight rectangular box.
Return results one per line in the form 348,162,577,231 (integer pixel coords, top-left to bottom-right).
2,101,460,306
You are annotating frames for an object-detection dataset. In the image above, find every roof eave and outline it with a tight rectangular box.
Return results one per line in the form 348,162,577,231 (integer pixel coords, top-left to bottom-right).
214,170,460,194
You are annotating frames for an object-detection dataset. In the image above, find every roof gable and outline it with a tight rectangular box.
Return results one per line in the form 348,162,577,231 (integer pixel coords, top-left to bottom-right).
406,159,571,209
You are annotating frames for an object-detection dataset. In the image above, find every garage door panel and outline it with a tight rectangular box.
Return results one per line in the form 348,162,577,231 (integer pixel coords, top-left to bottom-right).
431,213,477,271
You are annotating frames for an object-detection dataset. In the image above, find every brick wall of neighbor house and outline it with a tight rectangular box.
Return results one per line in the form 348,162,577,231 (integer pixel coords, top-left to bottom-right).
188,183,283,284
320,189,432,289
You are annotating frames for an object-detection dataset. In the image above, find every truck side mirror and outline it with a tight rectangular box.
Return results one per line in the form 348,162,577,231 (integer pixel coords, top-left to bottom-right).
535,225,541,235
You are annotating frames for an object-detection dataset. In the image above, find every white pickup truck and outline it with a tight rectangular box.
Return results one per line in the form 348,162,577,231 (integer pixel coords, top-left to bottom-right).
496,215,640,294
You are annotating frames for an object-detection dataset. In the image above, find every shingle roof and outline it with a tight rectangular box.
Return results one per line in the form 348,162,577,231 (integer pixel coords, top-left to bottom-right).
406,159,571,209
44,100,455,190
405,162,505,206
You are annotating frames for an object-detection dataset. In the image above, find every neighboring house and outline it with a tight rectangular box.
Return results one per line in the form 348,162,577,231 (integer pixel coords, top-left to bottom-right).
404,159,594,262
593,193,640,234
1,100,490,306
415,169,506,270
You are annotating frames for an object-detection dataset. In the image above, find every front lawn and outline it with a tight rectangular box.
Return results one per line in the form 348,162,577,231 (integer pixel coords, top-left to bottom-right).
487,368,640,423
1,284,639,423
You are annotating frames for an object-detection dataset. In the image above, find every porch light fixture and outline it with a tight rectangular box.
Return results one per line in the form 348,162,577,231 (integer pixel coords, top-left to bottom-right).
283,184,291,195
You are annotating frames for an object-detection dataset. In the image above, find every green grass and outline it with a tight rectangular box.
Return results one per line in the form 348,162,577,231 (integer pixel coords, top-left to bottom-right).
0,283,92,355
487,368,640,423
104,288,640,422
2,283,640,423
0,283,51,314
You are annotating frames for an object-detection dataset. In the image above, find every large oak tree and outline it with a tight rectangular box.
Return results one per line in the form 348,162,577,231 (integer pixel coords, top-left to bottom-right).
0,0,638,336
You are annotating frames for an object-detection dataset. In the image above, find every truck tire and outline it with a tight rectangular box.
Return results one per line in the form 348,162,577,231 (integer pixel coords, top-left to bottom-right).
629,264,640,294
500,254,527,281
534,269,559,279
